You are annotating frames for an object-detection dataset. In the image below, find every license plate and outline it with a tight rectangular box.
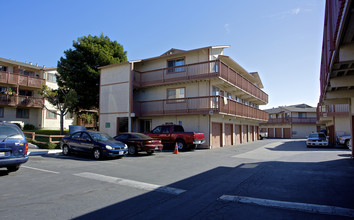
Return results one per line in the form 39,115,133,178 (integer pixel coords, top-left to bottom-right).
119,151,124,155
155,147,159,150
0,152,5,157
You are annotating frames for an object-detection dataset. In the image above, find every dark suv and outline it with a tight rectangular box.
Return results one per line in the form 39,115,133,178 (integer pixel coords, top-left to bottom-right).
0,122,29,172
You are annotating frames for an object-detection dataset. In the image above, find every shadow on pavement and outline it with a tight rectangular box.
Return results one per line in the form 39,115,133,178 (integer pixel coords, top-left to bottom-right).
72,156,354,220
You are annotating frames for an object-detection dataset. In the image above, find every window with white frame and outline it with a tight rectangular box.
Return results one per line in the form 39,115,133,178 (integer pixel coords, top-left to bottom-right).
46,110,57,119
47,73,57,83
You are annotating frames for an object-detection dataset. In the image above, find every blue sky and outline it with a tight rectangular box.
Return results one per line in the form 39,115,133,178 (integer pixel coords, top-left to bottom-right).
1,0,325,109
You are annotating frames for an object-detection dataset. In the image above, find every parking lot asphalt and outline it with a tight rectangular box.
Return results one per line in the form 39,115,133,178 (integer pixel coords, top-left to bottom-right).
2,139,354,220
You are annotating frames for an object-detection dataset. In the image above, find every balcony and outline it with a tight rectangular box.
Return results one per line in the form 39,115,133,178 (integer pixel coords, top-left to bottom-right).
0,71,45,89
133,60,268,104
263,117,317,125
0,94,44,108
317,104,349,122
133,96,268,121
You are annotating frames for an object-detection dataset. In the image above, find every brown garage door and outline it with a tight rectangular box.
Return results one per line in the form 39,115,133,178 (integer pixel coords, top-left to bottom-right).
243,125,248,142
268,128,274,138
275,128,282,138
235,125,241,144
212,123,222,148
250,126,254,141
225,124,233,146
283,128,291,138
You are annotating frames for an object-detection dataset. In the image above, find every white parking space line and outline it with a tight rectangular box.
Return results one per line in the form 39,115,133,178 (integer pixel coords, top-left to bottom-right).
74,172,186,195
22,165,60,174
218,195,354,218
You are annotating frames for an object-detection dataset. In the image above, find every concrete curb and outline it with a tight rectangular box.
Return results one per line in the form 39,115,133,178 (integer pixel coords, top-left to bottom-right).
27,149,62,156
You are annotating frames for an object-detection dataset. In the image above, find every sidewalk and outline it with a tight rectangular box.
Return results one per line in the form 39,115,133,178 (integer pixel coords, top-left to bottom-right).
27,143,62,156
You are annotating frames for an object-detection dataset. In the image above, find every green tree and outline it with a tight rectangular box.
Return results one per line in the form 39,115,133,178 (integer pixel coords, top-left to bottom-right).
57,34,127,111
39,85,78,135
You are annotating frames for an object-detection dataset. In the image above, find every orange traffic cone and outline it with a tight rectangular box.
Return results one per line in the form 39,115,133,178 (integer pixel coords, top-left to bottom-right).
173,142,179,154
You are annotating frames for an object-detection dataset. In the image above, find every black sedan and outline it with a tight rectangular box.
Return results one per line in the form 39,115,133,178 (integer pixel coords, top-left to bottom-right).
114,133,163,155
60,131,128,159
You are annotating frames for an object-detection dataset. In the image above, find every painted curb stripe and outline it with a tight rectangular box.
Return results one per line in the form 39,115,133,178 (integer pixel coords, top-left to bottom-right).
219,195,354,218
27,150,62,156
74,172,186,195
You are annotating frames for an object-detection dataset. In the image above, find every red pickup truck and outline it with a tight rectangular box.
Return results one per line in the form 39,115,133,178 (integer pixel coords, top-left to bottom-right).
146,124,205,151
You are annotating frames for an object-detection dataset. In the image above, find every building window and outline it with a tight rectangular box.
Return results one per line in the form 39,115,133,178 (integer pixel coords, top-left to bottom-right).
20,69,35,77
0,65,7,72
16,108,29,118
65,112,73,120
167,58,185,73
285,113,290,118
139,119,152,133
19,90,33,97
167,88,185,102
298,112,307,118
0,107,4,117
47,73,57,83
46,110,57,119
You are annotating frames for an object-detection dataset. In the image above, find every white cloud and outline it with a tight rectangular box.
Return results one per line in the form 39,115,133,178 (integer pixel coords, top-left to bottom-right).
224,24,230,33
266,7,311,19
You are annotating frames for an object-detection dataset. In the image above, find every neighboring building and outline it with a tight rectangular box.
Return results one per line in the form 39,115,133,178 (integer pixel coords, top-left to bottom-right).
98,46,269,148
260,104,320,139
0,57,74,129
42,67,75,129
318,0,354,155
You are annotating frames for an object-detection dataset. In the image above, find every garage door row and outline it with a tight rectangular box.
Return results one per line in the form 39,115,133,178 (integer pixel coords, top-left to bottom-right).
212,123,259,148
267,128,292,138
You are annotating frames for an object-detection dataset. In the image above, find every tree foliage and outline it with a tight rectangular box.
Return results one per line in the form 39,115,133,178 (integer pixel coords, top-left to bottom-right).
39,85,78,135
57,34,127,111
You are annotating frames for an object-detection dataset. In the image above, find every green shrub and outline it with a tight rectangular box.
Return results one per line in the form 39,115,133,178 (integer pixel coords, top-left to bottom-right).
35,142,60,149
24,124,36,130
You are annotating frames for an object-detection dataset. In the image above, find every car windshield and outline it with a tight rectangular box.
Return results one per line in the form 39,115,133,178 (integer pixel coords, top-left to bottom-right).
90,132,115,142
0,126,24,141
309,133,326,138
131,133,151,139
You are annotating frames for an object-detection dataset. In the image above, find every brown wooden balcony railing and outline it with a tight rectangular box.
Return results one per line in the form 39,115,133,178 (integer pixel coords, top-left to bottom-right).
264,117,317,124
133,96,268,121
317,104,349,119
0,94,44,108
0,71,45,88
133,60,268,104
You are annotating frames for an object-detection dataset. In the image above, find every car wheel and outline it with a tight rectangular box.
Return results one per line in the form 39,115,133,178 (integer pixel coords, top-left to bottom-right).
7,165,20,172
62,145,70,156
128,145,137,155
345,140,350,149
146,150,154,155
93,148,102,160
176,140,186,151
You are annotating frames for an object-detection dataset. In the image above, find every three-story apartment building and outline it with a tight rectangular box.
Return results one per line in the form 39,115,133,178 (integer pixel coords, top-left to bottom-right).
99,46,268,148
0,58,74,129
260,104,320,139
318,0,354,154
